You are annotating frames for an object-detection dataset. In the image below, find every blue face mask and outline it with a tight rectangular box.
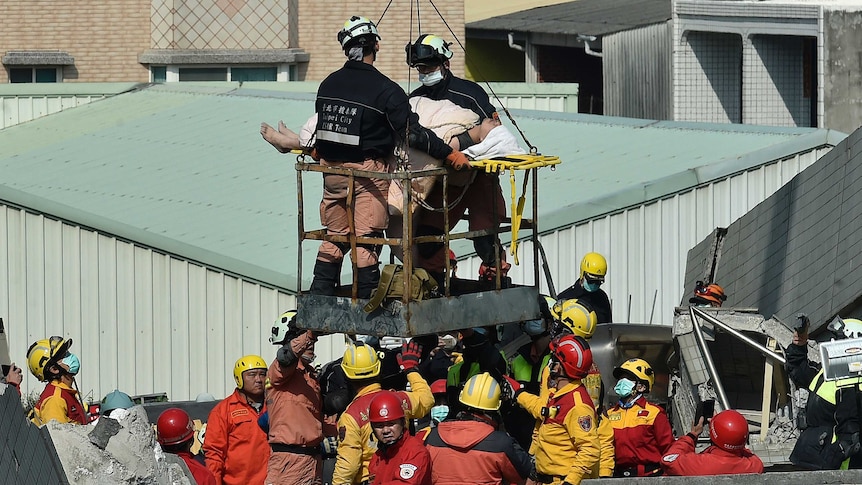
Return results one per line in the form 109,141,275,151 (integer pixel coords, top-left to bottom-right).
430,405,449,424
583,279,601,293
61,353,80,375
419,69,444,87
614,378,635,398
522,319,546,336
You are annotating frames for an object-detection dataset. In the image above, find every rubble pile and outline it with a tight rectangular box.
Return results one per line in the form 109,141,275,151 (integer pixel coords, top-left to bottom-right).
45,405,192,484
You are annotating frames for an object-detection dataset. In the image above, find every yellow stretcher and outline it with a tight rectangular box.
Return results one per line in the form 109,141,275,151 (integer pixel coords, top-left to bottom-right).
470,154,561,265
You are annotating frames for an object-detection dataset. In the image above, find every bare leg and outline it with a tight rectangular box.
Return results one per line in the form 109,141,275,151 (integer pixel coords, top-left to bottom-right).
261,121,301,153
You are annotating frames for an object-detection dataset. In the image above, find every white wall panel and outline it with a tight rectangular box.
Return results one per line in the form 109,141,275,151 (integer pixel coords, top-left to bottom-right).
1,95,106,129
0,204,328,404
462,147,829,327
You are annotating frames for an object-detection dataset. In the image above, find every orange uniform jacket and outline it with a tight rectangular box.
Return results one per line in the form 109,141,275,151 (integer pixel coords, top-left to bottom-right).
204,389,270,485
368,432,432,485
604,395,674,474
266,357,331,447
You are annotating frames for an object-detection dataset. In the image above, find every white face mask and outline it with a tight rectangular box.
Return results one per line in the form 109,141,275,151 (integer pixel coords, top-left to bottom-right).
418,69,444,86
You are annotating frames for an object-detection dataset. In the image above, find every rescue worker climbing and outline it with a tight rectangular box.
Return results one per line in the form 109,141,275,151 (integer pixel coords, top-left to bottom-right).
661,410,764,476
406,33,510,286
425,372,531,484
503,335,601,485
558,252,612,324
604,358,674,477
367,391,432,485
332,341,433,485
786,315,862,470
308,17,468,299
27,336,87,425
265,310,332,485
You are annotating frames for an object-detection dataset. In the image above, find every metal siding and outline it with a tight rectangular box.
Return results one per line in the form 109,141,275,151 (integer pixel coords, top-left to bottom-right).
0,95,105,129
604,23,671,119
0,205,330,403
462,147,827,326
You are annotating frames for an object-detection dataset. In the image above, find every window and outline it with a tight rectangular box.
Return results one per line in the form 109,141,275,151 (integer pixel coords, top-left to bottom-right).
9,67,59,83
151,65,283,82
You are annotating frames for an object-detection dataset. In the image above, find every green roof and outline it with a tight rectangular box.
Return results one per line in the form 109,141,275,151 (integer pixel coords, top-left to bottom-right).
0,83,844,292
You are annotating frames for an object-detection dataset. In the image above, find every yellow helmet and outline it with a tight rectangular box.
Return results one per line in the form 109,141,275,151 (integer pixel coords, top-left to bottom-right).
233,355,268,389
613,358,655,391
26,336,72,382
552,299,598,339
459,372,501,411
341,343,381,380
580,252,607,281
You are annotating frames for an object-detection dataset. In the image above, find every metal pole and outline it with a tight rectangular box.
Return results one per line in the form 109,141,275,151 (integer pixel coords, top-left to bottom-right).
692,307,786,365
688,306,731,410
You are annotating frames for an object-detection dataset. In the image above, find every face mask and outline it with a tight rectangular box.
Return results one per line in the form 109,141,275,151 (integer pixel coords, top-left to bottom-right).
419,69,444,87
61,353,80,375
430,405,449,423
614,378,635,398
522,319,546,336
582,279,601,293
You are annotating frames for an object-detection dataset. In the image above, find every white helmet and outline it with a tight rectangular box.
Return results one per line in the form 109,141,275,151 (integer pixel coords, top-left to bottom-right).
338,16,380,49
270,310,298,345
406,34,454,67
829,316,862,339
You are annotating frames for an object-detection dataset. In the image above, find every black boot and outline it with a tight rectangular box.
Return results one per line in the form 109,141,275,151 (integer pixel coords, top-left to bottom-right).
356,266,381,299
310,260,341,296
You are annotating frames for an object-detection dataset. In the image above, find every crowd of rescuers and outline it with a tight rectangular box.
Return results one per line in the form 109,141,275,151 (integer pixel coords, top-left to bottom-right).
18,265,769,485
13,14,772,484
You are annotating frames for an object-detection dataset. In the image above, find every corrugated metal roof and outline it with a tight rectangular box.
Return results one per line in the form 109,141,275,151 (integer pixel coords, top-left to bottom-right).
0,82,843,292
467,0,672,36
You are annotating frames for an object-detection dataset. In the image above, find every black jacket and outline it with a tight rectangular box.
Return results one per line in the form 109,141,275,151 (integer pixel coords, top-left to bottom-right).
316,61,451,162
557,279,613,324
410,72,496,120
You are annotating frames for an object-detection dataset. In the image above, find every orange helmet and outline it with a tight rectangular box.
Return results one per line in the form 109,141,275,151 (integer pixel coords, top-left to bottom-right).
690,281,726,306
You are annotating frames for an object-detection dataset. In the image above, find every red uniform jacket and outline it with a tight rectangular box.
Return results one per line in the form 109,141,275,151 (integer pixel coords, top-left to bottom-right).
425,419,531,485
368,432,432,485
203,389,269,485
605,395,674,474
661,434,764,476
177,451,218,485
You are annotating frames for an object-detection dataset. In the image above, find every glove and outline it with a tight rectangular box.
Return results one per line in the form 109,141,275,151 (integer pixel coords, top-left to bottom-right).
445,150,471,171
320,435,339,456
501,375,525,401
397,341,423,372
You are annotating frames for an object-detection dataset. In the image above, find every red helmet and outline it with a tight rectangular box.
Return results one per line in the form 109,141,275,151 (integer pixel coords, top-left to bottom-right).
369,391,406,423
430,379,447,395
709,409,749,453
156,408,195,446
550,335,593,379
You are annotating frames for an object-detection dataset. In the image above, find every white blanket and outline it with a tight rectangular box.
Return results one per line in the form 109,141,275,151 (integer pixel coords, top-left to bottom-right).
463,125,527,160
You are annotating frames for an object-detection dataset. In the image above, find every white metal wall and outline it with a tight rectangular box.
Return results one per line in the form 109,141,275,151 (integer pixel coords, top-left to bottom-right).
461,147,831,326
1,95,107,129
604,22,672,120
0,203,346,403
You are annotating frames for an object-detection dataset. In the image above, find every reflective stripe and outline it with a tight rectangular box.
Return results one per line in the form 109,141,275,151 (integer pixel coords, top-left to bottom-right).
317,130,360,146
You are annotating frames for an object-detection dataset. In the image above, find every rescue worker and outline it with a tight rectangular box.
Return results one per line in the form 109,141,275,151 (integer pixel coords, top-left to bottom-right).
405,34,509,285
557,252,612,324
445,327,508,417
2,362,22,395
425,372,531,484
332,341,433,485
367,391,432,485
157,407,217,485
100,389,135,418
604,358,674,477
26,336,87,425
266,310,332,485
786,315,862,470
309,17,469,299
204,354,270,485
689,281,727,307
661,410,764,476
503,335,601,485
